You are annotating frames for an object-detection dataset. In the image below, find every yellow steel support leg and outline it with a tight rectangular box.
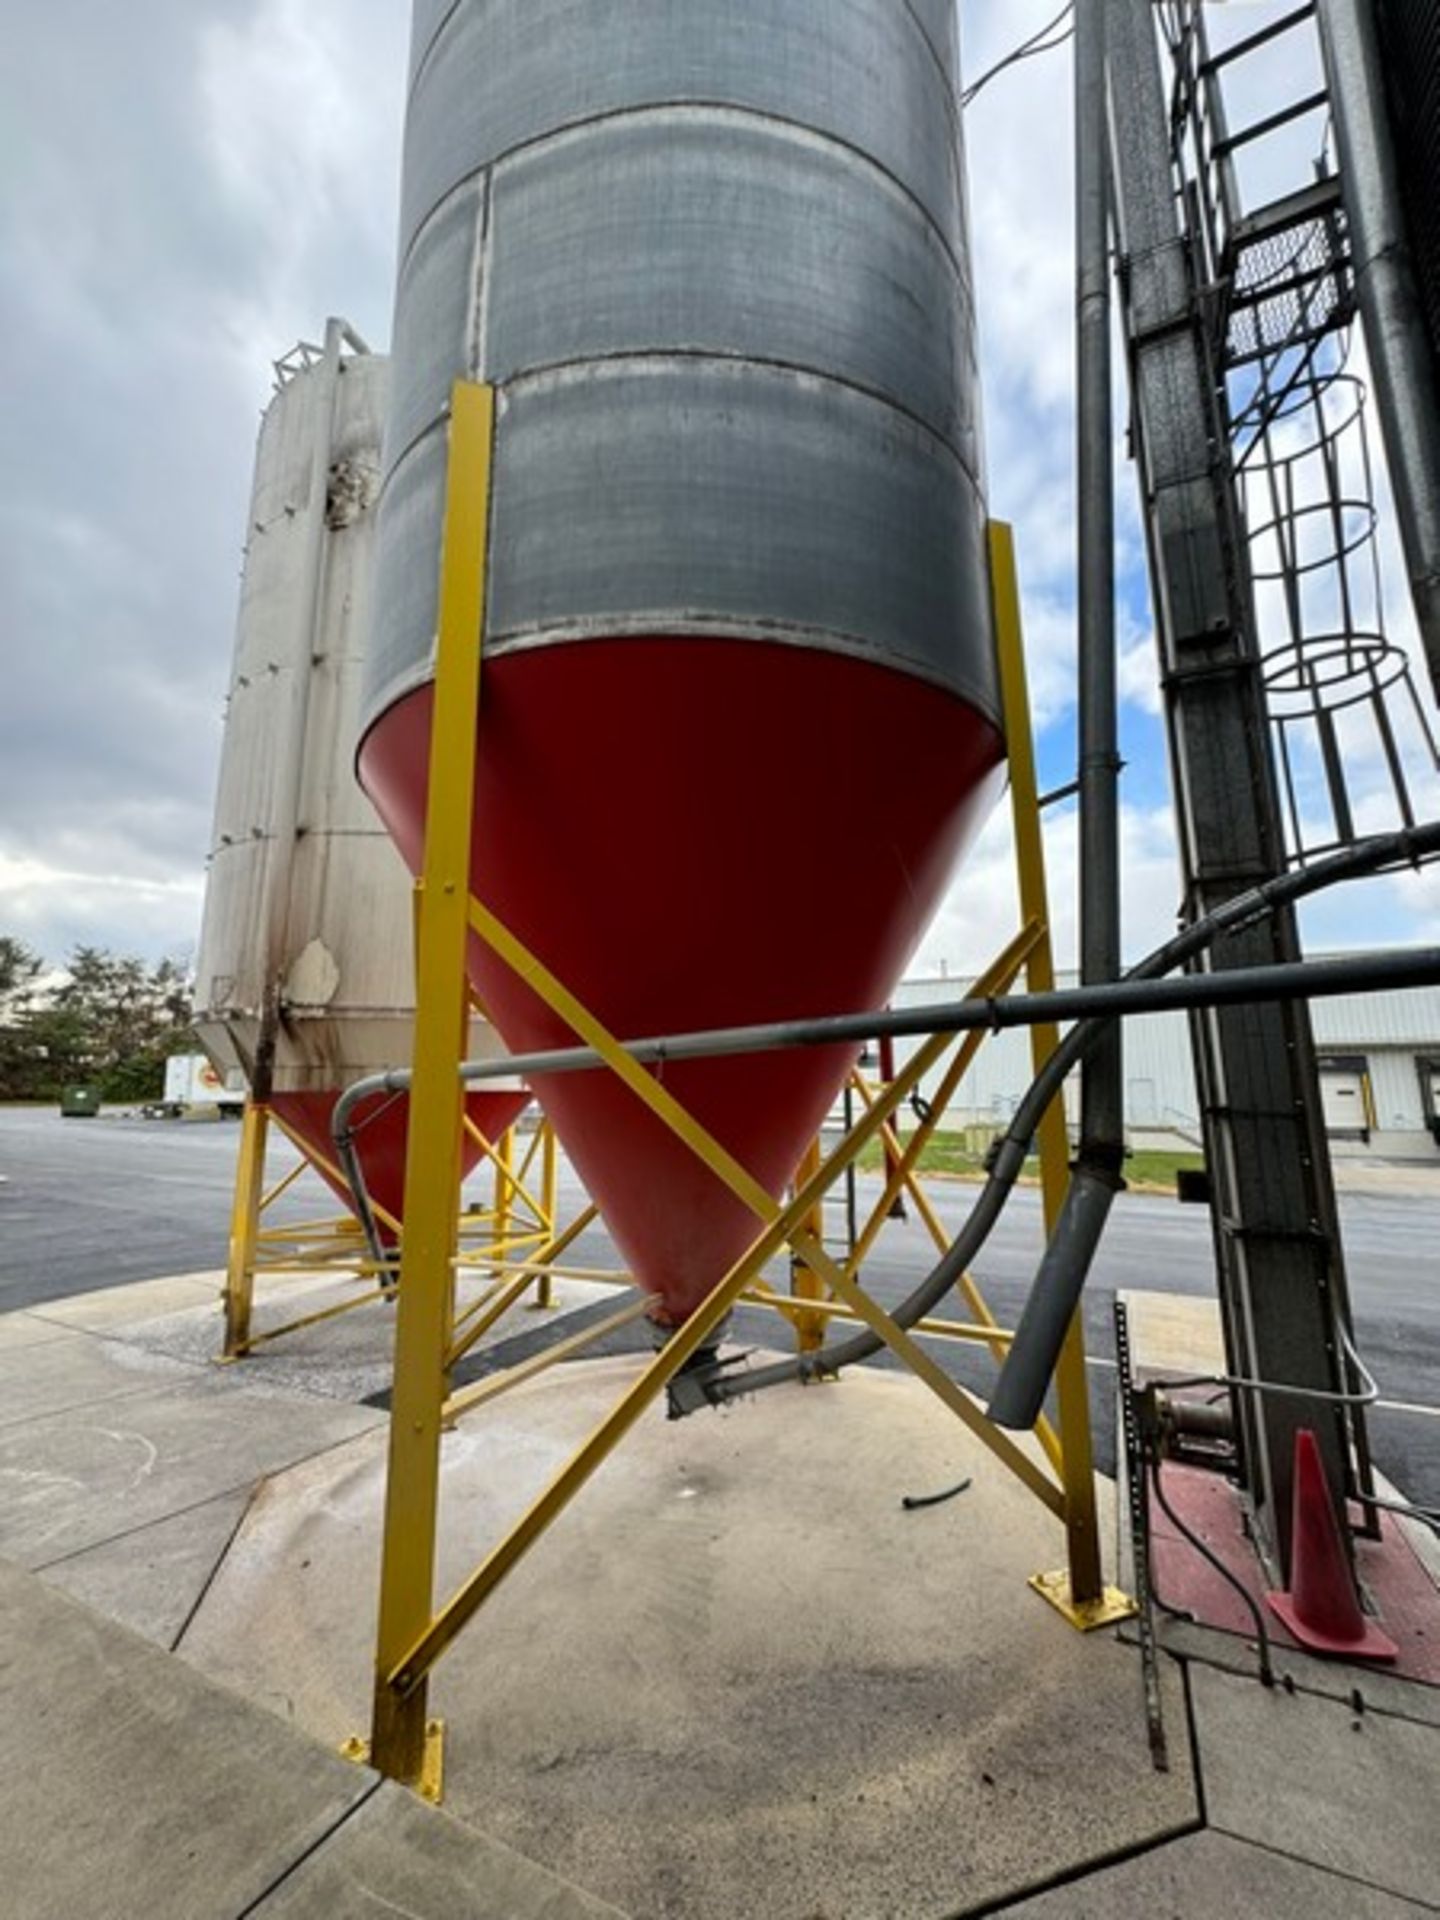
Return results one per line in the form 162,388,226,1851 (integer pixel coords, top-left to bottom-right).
789,1138,829,1352
367,381,496,1792
990,521,1132,1628
221,1099,269,1359
491,1125,514,1282
533,1123,558,1310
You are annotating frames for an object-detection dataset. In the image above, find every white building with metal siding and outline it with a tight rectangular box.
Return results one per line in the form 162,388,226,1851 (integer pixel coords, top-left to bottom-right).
889,958,1440,1158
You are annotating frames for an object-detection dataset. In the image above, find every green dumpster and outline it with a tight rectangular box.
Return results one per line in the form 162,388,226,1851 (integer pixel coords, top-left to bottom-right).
60,1085,100,1118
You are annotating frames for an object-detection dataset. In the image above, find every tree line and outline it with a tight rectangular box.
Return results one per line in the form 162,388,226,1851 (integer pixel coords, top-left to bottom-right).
0,936,196,1102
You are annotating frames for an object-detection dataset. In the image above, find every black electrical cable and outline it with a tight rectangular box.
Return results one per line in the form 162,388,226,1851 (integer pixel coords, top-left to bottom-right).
1361,1492,1440,1536
1150,1450,1277,1686
901,1476,973,1511
676,820,1440,1417
961,4,1076,108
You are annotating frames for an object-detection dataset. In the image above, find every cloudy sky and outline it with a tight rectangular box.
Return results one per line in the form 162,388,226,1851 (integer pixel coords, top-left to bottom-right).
2,0,1438,983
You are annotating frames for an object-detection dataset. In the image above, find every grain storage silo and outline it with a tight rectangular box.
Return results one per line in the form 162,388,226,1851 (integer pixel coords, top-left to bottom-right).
359,4,1004,1321
196,321,525,1232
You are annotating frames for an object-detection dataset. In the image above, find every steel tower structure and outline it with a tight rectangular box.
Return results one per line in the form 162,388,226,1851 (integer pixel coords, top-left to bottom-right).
1104,0,1411,1572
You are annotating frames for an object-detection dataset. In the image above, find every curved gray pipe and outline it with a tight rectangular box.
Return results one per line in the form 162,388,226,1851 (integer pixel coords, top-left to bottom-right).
680,819,1440,1420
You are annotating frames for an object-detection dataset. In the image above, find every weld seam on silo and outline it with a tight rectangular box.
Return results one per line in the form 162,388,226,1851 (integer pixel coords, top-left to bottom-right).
404,2,963,196
409,0,957,115
356,626,1003,762
408,0,463,101
900,0,956,90
511,351,976,469
396,102,971,290
355,618,1005,769
379,352,979,514
399,107,976,314
468,622,1004,728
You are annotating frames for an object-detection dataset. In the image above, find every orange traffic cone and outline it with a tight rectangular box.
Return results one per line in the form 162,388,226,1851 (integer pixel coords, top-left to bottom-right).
1266,1427,1398,1662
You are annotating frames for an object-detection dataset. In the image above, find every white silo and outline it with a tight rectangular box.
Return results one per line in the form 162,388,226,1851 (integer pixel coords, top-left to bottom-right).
195,319,525,1232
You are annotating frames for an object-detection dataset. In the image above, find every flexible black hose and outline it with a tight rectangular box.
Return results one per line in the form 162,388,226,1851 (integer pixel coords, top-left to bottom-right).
683,821,1440,1415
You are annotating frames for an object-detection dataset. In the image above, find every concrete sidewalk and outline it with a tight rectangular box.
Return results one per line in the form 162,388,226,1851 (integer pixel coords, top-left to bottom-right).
1,1268,1437,1917
0,1559,622,1919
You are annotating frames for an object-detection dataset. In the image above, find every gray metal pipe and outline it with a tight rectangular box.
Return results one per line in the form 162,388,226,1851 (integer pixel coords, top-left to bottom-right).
1318,0,1440,703
685,818,1440,1414
332,824,1440,1383
986,1165,1118,1429
331,943,1440,1125
1037,0,1127,1441
1075,0,1123,1169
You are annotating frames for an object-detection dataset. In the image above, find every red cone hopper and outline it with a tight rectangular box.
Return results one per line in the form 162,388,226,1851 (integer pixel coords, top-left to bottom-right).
271,1087,531,1238
361,636,1002,1323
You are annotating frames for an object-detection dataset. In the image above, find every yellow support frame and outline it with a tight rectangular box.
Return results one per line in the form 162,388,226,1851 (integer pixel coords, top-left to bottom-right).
218,1096,562,1364
362,381,1130,1793
991,522,1129,1630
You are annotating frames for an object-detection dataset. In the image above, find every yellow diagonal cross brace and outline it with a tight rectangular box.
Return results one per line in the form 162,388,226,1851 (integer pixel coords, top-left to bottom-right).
468,894,777,1220
458,896,1067,1517
389,963,1059,1691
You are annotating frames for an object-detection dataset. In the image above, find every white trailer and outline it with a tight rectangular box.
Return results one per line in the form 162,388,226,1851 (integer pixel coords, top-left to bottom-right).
160,1054,246,1118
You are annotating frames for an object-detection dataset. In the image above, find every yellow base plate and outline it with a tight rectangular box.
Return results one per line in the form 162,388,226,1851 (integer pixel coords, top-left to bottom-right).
341,1718,447,1804
1029,1569,1138,1631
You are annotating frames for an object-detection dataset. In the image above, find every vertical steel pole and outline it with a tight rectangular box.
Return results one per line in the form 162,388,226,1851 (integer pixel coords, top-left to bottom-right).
1076,0,1125,1189
534,1121,557,1310
877,1031,907,1219
985,7,1134,1444
222,1100,268,1358
491,1125,514,1282
790,1137,829,1353
990,523,1105,1612
370,382,494,1791
1318,0,1440,704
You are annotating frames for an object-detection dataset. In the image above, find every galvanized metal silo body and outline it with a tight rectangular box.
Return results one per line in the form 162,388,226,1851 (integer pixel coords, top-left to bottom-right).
360,3,1005,1319
196,327,523,1225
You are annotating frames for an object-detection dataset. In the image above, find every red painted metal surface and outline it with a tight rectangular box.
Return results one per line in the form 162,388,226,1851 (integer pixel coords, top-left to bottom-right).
360,637,1004,1322
271,1087,530,1236
1150,1461,1440,1685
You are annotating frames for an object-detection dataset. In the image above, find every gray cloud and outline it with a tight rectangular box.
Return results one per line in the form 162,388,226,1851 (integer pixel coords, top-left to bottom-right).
5,1,1433,981
0,0,405,964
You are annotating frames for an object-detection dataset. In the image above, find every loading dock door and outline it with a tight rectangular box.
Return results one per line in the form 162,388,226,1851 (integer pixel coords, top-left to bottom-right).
1418,1057,1440,1148
1317,1054,1371,1140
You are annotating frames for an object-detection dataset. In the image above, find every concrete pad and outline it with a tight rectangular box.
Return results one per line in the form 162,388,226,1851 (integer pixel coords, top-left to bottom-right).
1191,1662,1440,1907
255,1779,628,1919
0,1329,200,1430
0,1311,79,1353
1136,1605,1440,1732
0,1559,374,1920
1118,1287,1224,1376
992,1828,1434,1917
29,1268,223,1332
0,1373,380,1569
40,1486,253,1648
90,1265,621,1406
183,1357,1197,1920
